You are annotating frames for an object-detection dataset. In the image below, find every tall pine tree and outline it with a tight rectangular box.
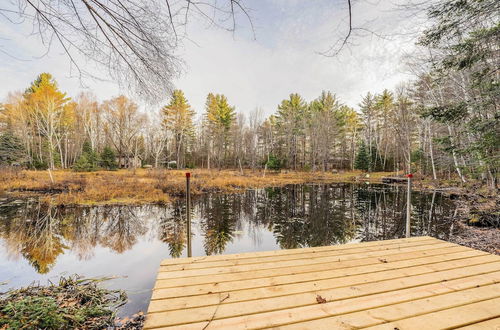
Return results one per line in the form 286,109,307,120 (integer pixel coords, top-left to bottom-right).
355,141,370,171
205,93,236,168
162,90,195,168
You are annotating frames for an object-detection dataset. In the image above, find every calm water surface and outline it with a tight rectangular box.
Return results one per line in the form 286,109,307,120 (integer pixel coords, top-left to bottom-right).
0,183,457,316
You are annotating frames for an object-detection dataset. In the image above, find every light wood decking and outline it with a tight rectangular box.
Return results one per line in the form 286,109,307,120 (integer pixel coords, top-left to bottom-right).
144,236,500,329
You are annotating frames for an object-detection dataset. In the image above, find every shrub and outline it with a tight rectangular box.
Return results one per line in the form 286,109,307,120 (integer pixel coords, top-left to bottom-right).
31,158,49,170
265,154,282,170
73,154,95,172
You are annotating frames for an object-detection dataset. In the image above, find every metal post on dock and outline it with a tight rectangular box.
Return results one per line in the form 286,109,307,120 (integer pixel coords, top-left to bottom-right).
406,173,413,238
186,172,192,258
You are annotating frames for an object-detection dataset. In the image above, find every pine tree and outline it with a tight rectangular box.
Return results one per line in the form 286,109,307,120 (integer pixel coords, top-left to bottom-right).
82,140,99,168
100,146,118,170
73,154,93,172
206,94,236,132
355,142,370,171
0,132,25,165
359,92,378,171
73,140,99,171
275,93,307,169
265,154,282,171
374,89,394,171
162,90,195,168
205,93,236,168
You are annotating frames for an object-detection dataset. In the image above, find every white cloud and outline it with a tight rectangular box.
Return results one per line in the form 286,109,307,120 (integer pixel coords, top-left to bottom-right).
1,0,425,116
175,1,423,118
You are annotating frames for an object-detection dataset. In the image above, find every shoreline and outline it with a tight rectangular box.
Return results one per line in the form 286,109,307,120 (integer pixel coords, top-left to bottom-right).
2,168,496,206
1,169,395,207
2,168,497,255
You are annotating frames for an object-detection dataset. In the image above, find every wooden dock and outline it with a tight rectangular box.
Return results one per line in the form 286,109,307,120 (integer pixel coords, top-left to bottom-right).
144,236,500,329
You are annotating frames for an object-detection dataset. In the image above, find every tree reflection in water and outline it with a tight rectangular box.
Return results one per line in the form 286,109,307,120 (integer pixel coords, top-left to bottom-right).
0,202,67,273
256,185,358,249
0,203,148,273
158,200,186,258
198,195,237,255
354,184,455,240
0,183,457,272
99,207,147,253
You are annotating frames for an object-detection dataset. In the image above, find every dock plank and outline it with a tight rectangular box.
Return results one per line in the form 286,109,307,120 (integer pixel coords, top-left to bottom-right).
364,297,500,329
153,251,487,297
455,318,500,329
153,245,475,289
145,237,500,329
156,241,455,279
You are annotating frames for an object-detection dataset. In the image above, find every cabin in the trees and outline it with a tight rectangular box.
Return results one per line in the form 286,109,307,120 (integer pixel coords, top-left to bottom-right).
115,155,142,168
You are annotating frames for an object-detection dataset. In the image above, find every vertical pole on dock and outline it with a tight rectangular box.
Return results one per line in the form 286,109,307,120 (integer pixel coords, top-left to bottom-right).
186,172,192,257
406,173,413,238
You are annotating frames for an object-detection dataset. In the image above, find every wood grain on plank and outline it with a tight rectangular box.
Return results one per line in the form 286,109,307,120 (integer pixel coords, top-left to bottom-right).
156,242,458,279
151,275,500,329
159,238,442,271
153,246,480,289
159,236,435,266
363,297,500,330
454,317,500,329
151,254,498,302
145,262,500,327
279,283,500,329
145,237,500,330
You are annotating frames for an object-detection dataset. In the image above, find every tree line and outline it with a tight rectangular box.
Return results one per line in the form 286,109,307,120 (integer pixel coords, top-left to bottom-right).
0,0,497,188
0,76,364,172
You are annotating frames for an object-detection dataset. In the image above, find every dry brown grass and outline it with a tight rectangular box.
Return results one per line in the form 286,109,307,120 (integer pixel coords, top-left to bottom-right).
0,168,394,206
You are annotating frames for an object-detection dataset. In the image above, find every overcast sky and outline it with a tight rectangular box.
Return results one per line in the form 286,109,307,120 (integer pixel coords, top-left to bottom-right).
0,0,426,117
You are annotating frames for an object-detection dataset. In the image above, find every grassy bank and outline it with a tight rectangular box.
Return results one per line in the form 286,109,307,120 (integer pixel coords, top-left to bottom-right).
0,169,394,206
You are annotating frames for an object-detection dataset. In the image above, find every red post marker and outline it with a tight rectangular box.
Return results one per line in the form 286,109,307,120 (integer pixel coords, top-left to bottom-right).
406,173,413,178
186,172,191,178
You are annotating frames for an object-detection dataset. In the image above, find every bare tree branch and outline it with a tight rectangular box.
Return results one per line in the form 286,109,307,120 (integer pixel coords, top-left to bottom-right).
0,0,254,103
320,0,353,57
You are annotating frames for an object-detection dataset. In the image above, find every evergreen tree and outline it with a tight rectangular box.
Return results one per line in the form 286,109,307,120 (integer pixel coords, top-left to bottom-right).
100,146,118,170
205,93,236,168
308,91,342,170
355,142,370,171
418,0,499,188
206,93,236,132
73,141,99,171
73,153,93,172
265,154,282,171
359,92,378,170
82,141,99,168
162,90,195,168
275,93,307,169
0,132,25,165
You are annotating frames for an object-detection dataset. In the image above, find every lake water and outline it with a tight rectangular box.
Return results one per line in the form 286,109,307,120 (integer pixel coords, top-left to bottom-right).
0,183,457,316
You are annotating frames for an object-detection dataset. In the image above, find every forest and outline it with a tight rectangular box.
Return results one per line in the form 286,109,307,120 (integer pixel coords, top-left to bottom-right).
0,0,498,191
